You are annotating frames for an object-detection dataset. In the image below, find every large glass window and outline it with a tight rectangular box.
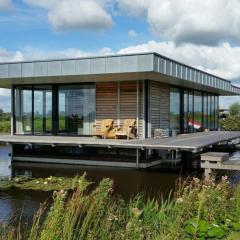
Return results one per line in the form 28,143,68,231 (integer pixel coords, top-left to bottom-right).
58,84,95,135
15,86,33,134
15,85,52,135
170,88,180,133
210,95,215,130
184,90,194,133
194,91,203,131
34,86,52,134
215,96,219,130
203,93,208,129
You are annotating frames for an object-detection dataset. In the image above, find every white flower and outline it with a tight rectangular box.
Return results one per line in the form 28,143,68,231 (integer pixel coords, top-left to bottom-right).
36,181,40,184
43,181,48,185
176,197,184,203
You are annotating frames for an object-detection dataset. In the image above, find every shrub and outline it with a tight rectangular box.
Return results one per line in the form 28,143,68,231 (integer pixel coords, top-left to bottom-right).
1,175,240,239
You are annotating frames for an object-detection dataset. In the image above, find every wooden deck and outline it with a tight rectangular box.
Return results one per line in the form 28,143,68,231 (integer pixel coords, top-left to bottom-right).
0,131,240,152
201,152,240,177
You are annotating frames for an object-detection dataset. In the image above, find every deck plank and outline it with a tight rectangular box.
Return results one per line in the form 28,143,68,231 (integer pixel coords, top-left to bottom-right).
0,131,240,152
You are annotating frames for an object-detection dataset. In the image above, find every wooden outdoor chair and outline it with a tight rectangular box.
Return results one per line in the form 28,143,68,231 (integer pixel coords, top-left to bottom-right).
115,119,137,140
92,119,114,139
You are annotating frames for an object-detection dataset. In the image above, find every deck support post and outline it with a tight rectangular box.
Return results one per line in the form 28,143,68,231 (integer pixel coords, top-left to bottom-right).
136,148,139,169
204,168,212,179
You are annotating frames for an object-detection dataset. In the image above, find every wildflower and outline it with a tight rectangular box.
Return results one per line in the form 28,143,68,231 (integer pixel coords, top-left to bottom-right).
222,175,228,181
176,197,184,203
212,223,220,228
47,176,53,181
132,207,142,219
193,177,200,184
43,181,48,185
36,181,39,184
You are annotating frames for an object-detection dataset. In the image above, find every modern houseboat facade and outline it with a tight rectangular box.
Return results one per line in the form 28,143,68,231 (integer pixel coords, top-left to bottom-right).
0,52,240,168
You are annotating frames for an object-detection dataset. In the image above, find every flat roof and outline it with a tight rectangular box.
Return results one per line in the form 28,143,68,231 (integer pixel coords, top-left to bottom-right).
0,52,239,95
1,131,240,152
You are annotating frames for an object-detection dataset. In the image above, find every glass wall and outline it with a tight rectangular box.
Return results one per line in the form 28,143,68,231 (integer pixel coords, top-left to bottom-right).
34,86,52,134
170,88,180,133
58,84,95,135
15,86,33,134
181,89,218,133
14,83,95,136
193,91,203,131
203,93,208,129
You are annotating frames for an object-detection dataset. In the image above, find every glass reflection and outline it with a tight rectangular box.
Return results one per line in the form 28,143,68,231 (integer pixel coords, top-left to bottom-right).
34,86,52,134
193,91,202,131
170,88,180,133
58,84,95,135
15,86,32,134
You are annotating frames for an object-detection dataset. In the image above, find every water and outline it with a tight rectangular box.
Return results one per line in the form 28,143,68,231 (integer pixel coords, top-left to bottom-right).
0,145,182,225
1,145,240,226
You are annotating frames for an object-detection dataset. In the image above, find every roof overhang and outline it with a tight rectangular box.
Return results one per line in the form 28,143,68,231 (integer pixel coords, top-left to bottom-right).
0,52,239,96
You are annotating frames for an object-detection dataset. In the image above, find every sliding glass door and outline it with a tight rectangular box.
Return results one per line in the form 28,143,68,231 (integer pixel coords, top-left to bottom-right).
15,86,33,134
58,84,95,135
14,84,95,136
34,86,52,134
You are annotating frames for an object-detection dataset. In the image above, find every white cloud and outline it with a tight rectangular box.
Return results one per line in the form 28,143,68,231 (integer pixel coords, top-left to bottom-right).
24,0,112,31
118,40,240,81
128,30,137,38
0,0,13,11
116,0,148,17
0,46,113,63
0,89,10,97
117,0,240,45
2,40,240,109
0,49,23,62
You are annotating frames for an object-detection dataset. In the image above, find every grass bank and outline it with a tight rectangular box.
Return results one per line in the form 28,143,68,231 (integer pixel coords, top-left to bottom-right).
1,175,240,239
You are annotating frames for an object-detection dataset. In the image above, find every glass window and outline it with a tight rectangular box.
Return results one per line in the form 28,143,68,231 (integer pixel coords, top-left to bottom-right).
193,91,203,131
207,94,212,129
15,86,33,134
15,86,32,134
210,95,215,130
203,93,208,129
58,84,95,135
170,88,180,133
34,85,52,134
215,96,219,130
184,90,188,133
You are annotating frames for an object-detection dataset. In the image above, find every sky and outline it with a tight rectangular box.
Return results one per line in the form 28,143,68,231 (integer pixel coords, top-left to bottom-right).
0,0,240,111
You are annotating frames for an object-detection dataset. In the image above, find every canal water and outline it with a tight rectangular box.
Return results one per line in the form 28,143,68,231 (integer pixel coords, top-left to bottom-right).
1,145,240,226
0,145,183,225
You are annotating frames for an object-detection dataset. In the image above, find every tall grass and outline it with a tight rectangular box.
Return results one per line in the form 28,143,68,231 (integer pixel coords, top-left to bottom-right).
1,175,240,239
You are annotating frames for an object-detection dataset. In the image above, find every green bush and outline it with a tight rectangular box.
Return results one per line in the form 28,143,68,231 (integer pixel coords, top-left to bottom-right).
220,116,240,131
0,120,11,133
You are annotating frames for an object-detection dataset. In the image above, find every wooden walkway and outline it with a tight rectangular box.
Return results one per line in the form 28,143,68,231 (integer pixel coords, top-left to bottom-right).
201,152,240,177
0,131,240,152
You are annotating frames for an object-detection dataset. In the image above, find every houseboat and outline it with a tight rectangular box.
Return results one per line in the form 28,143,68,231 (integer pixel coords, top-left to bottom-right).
0,52,240,168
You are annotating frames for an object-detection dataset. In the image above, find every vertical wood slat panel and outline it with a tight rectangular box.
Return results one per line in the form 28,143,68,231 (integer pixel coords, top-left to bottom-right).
95,82,118,131
150,81,170,136
96,81,144,138
138,81,144,138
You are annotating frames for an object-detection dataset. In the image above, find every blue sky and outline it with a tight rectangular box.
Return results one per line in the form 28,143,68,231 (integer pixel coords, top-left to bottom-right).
0,0,240,111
